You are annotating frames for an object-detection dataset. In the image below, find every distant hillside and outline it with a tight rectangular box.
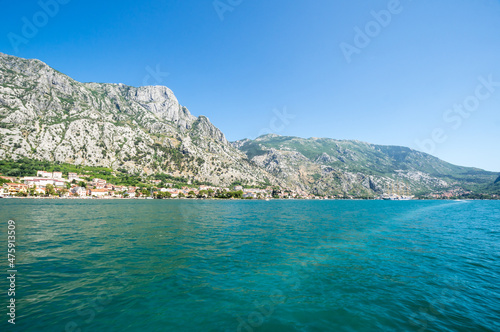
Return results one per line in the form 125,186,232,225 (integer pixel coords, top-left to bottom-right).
234,135,498,196
483,175,500,194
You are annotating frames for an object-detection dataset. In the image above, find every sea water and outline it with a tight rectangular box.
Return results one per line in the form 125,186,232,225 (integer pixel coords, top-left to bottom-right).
0,199,499,331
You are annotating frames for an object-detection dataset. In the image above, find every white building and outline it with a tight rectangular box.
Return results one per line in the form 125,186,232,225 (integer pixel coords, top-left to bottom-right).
37,171,52,178
90,178,107,189
68,172,78,180
23,177,66,188
88,189,109,197
71,186,87,197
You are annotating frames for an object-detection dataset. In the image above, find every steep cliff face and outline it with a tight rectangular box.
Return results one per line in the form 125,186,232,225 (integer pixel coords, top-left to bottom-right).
0,53,497,195
234,135,498,196
249,147,376,196
0,53,272,186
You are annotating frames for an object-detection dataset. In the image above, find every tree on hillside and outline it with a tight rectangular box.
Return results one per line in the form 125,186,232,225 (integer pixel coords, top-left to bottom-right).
141,188,150,197
197,190,208,198
45,184,56,196
233,190,243,198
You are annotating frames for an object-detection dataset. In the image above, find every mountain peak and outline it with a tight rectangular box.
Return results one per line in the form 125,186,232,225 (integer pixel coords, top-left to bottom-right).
0,53,497,196
0,53,272,186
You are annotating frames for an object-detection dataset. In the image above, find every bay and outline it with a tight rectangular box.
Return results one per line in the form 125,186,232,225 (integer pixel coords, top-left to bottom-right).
0,200,499,331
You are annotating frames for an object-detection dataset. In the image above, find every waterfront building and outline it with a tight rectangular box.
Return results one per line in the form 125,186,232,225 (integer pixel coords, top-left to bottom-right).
88,188,110,197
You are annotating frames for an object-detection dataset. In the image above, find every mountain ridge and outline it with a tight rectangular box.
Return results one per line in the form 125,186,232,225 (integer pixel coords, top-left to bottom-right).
0,52,498,196
233,134,498,196
0,52,274,187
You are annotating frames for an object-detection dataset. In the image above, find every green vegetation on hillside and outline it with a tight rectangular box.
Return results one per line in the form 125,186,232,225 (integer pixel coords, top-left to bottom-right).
0,158,223,188
238,135,498,191
0,158,147,186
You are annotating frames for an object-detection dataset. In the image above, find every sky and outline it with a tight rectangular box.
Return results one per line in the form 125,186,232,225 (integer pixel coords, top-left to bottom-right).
0,0,499,171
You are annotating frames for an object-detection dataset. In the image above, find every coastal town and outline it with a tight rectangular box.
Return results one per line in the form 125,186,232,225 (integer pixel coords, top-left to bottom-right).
0,170,320,200
1,170,498,200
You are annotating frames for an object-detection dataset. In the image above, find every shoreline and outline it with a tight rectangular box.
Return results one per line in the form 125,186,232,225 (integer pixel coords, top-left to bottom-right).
0,197,498,201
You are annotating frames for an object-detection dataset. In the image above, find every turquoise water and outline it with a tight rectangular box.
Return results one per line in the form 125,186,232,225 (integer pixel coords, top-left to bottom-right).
0,200,499,331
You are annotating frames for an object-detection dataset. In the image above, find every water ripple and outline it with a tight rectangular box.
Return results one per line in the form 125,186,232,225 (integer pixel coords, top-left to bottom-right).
0,200,499,331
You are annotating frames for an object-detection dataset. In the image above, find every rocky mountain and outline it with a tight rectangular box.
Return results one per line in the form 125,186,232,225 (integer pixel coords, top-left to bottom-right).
233,135,498,196
0,52,273,187
0,52,497,196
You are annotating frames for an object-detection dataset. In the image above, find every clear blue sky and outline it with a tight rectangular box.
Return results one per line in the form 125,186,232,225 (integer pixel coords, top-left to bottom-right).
1,0,499,171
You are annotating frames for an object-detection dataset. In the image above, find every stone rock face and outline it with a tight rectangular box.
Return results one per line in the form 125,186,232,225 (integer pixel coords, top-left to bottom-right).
0,53,497,196
234,135,498,196
315,152,336,164
0,53,273,186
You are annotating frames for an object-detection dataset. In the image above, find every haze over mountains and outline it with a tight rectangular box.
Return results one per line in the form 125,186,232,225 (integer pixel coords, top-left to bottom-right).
0,53,498,196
